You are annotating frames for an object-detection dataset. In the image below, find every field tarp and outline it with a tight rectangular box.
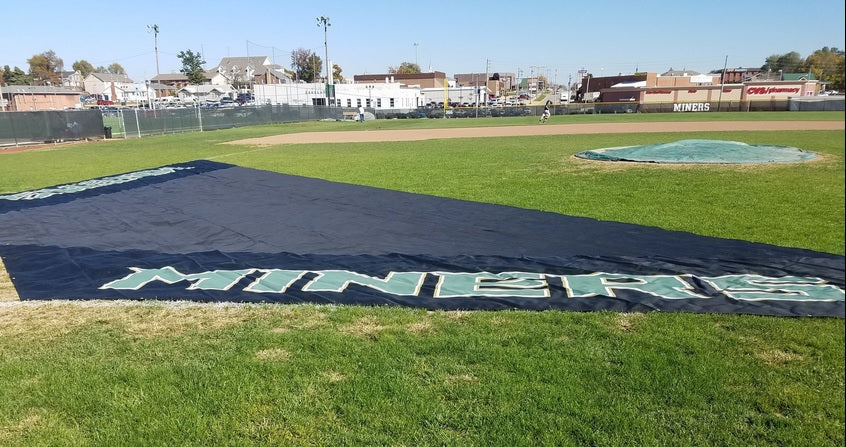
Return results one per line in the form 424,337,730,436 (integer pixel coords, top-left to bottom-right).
0,160,843,316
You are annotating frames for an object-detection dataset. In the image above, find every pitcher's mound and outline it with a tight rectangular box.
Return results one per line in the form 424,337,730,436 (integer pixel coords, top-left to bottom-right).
575,139,817,164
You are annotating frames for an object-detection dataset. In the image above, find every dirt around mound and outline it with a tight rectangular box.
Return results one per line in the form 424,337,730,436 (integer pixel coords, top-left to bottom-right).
227,121,844,146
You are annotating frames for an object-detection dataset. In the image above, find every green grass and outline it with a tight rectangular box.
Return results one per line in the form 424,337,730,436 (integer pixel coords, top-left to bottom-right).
1,112,844,446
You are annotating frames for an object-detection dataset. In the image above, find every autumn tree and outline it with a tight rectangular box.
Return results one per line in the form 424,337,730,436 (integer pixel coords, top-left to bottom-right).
804,47,844,90
290,48,321,82
72,60,95,78
27,50,63,85
177,50,206,85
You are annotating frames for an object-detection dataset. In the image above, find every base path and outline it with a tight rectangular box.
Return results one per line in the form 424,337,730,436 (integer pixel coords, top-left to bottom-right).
228,121,845,146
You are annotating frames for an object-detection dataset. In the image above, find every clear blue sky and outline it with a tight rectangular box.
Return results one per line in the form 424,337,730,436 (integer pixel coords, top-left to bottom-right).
2,0,843,85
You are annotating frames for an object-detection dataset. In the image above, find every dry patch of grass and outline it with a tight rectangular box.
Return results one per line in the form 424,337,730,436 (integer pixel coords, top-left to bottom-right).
255,348,291,362
405,320,435,335
339,316,386,338
269,309,329,333
613,312,648,333
756,349,805,366
444,373,479,385
0,301,253,340
0,257,19,302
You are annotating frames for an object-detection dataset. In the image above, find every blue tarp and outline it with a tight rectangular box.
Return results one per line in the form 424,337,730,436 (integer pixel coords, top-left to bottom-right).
1,160,843,316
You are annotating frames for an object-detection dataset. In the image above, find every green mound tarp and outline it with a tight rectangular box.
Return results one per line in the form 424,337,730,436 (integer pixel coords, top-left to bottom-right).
576,139,817,164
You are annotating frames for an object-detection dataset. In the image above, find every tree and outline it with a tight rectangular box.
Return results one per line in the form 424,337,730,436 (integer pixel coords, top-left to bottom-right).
2,66,30,85
332,64,344,83
761,51,803,73
94,64,126,75
176,50,206,85
27,50,63,85
72,60,95,78
388,62,421,74
804,47,844,91
107,63,126,75
291,48,321,82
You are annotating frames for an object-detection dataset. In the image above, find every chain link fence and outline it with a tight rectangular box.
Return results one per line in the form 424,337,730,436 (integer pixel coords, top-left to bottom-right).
0,109,104,147
3,97,841,146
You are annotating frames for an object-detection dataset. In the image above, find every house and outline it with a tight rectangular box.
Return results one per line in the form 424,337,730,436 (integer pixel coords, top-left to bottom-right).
59,70,84,90
83,73,148,103
177,84,234,103
210,56,292,87
0,85,82,111
150,56,292,94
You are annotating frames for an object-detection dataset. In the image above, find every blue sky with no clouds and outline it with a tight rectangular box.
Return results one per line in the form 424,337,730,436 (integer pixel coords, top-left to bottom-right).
2,0,843,83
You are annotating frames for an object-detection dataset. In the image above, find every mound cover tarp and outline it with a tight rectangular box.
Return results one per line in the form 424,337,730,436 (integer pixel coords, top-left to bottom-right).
0,160,843,316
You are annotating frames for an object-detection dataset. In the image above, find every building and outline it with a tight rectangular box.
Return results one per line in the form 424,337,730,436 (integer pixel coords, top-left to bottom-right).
353,72,448,89
454,72,515,98
83,73,148,104
0,85,82,111
255,81,423,109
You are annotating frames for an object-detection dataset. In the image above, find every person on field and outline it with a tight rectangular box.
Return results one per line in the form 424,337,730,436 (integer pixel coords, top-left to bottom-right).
539,101,551,124
358,106,365,122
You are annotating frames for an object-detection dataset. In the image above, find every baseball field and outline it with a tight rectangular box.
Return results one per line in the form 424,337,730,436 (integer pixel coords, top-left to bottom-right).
0,111,843,446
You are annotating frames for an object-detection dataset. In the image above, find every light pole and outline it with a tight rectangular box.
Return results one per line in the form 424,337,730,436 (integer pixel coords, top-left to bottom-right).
317,16,332,105
147,24,160,76
414,42,419,66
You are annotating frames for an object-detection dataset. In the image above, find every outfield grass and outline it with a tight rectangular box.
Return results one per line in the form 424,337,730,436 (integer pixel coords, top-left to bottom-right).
0,112,843,446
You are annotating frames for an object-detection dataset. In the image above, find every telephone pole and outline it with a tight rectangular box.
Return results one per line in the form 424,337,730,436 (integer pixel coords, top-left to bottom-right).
147,24,160,76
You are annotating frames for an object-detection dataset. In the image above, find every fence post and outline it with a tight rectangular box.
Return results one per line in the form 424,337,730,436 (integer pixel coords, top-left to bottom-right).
134,108,141,138
197,106,203,132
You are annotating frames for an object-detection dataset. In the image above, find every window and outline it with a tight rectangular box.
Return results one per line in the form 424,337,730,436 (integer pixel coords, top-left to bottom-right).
366,98,371,108
356,98,361,107
389,98,395,108
377,98,382,108
347,99,352,107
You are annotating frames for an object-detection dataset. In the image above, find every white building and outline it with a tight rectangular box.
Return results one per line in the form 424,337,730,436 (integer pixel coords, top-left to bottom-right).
255,81,423,109
83,73,149,103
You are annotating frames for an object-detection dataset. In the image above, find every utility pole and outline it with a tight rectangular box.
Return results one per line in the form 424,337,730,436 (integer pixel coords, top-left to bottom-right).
147,24,160,76
414,42,419,66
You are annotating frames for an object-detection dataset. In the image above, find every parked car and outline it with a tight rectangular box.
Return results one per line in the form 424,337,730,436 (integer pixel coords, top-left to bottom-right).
96,99,115,105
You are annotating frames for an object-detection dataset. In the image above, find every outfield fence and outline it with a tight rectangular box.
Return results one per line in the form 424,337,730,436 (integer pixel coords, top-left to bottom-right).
0,109,104,147
2,97,842,146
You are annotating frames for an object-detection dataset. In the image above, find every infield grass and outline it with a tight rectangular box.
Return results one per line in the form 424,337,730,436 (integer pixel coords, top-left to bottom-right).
0,111,843,446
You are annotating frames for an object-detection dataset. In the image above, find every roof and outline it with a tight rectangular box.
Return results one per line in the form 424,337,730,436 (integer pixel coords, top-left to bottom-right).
89,72,134,83
178,85,233,94
151,73,190,81
3,85,81,95
660,68,702,77
782,73,817,81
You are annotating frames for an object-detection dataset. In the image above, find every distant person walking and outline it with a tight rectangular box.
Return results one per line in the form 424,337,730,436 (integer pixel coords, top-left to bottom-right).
358,106,365,122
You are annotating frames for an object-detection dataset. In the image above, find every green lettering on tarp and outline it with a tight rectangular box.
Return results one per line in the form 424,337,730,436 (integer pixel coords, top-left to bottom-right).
100,266,254,291
562,273,704,299
434,272,549,298
302,270,426,295
703,275,846,301
245,269,308,293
